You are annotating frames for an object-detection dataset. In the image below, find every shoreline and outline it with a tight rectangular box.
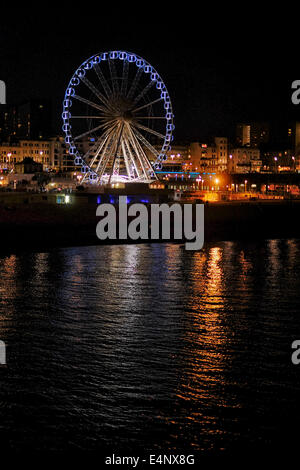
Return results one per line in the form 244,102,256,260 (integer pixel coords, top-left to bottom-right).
1,197,300,253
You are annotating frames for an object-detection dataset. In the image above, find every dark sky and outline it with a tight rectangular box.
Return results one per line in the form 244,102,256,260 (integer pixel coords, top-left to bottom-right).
1,7,299,143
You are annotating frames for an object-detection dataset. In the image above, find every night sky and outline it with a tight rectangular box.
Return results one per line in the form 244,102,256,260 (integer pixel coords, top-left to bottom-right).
1,8,299,143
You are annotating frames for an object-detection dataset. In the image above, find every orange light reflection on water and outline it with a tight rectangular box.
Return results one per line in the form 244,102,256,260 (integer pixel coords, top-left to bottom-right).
176,245,240,420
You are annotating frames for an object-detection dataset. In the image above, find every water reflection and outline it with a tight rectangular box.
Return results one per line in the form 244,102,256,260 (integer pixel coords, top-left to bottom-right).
175,245,236,447
1,241,300,454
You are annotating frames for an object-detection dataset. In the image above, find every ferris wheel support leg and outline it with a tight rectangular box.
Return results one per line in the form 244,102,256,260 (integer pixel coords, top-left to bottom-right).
121,139,133,180
108,123,124,184
96,133,116,180
123,133,141,180
126,125,148,180
127,125,153,181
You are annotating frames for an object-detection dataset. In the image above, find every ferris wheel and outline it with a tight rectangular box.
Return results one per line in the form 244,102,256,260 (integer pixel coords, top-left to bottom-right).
62,51,174,184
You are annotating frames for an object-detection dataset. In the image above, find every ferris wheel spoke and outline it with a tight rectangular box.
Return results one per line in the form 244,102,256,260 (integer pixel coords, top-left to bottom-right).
80,76,113,110
133,128,160,159
132,97,163,113
127,67,143,100
101,123,123,173
123,128,142,178
134,116,166,120
94,130,117,174
93,63,112,98
126,124,150,178
133,122,166,140
120,137,134,178
121,59,129,96
130,126,154,169
71,115,107,119
73,94,109,114
108,123,125,183
125,127,146,178
121,136,140,179
74,121,113,141
132,81,155,107
82,130,111,161
98,130,120,179
108,60,119,95
95,133,114,177
87,125,117,168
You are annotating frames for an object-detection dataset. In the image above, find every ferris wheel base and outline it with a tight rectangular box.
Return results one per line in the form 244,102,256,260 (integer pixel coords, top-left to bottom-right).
82,174,157,186
79,180,160,195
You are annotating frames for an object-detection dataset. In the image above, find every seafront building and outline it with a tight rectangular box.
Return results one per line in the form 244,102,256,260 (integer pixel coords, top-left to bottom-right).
236,122,270,148
187,138,229,173
1,119,300,194
0,140,52,171
228,147,262,173
0,134,299,177
0,137,86,173
1,95,300,178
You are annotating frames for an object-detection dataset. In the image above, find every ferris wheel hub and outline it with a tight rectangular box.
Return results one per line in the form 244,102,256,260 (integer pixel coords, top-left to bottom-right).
121,110,133,121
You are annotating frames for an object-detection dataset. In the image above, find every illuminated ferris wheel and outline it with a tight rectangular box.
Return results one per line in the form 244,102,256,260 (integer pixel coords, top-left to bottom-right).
62,51,174,184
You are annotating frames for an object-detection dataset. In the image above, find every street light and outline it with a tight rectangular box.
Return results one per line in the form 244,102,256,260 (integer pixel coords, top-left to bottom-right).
7,152,12,170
